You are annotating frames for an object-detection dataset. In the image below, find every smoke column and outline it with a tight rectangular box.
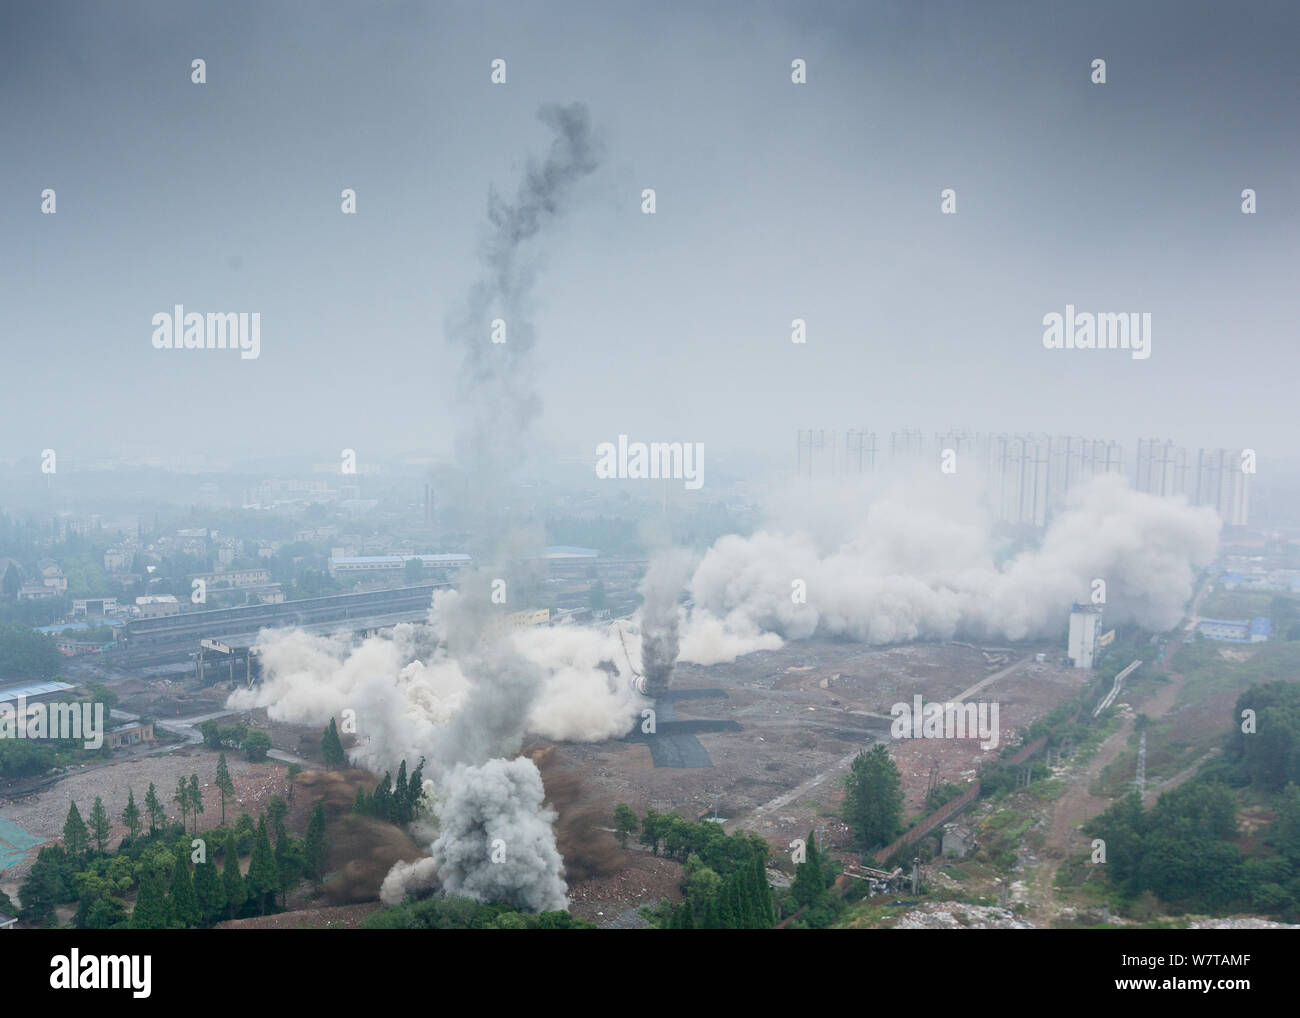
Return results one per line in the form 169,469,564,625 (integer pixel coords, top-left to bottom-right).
445,102,600,530
635,549,692,697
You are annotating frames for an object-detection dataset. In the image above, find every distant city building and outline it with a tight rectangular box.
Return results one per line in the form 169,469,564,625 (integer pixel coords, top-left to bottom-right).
328,553,471,577
1197,617,1270,643
36,559,67,593
541,546,600,560
192,568,271,588
72,597,120,619
1193,449,1250,527
106,721,155,749
135,595,180,617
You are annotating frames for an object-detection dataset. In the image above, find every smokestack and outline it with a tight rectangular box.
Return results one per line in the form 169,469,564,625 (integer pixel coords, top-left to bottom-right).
635,550,692,698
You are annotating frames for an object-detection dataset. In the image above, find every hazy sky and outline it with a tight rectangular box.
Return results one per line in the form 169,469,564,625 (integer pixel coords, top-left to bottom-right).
2,0,1297,469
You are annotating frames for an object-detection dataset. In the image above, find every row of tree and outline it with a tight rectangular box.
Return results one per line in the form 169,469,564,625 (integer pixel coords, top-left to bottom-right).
200,720,272,761
353,758,426,824
22,795,330,928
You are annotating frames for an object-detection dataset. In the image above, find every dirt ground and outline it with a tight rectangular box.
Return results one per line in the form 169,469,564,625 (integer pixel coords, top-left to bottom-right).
562,639,1088,860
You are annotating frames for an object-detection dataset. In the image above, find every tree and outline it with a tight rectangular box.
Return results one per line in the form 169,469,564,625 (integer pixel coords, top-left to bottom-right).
303,801,327,883
247,815,278,914
144,782,165,835
613,803,638,849
243,729,272,762
121,788,142,842
88,796,111,854
167,846,200,928
268,794,288,829
394,760,409,822
273,819,300,908
214,753,234,825
844,745,904,850
404,557,424,585
221,832,245,920
129,865,170,930
286,762,302,804
193,858,224,927
792,829,829,909
200,719,222,750
18,848,65,926
63,801,89,859
174,777,189,832
321,717,345,768
187,774,204,833
1,562,20,597
640,809,664,855
372,772,393,822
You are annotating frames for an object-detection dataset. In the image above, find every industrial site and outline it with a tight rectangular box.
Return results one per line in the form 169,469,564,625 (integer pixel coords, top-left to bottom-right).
2,6,1298,998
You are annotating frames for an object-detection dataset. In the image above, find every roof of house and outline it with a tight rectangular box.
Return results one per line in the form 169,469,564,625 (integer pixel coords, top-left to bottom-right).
0,680,76,703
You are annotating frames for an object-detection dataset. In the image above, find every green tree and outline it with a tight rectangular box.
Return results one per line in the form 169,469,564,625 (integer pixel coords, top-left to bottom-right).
394,760,409,822
214,752,234,825
121,787,142,841
129,864,170,930
247,815,278,914
273,819,300,909
187,774,204,833
613,803,638,849
144,782,165,835
640,809,664,855
404,557,424,585
221,831,245,920
321,717,345,768
844,745,904,850
167,846,200,928
193,858,224,927
17,847,65,926
88,796,111,854
303,801,328,883
173,777,189,832
1,562,20,597
243,729,272,762
792,828,829,909
63,801,89,859
286,762,303,804
268,794,288,829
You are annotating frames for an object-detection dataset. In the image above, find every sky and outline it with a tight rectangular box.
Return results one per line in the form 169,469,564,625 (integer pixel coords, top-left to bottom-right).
1,0,1297,470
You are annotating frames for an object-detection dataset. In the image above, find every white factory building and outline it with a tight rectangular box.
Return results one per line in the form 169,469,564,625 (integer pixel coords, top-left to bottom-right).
1067,604,1104,668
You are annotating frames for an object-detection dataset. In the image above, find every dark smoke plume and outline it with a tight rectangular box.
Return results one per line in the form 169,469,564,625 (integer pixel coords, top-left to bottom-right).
446,102,601,531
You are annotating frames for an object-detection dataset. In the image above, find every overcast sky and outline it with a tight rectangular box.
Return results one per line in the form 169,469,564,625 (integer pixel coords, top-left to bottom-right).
2,0,1297,470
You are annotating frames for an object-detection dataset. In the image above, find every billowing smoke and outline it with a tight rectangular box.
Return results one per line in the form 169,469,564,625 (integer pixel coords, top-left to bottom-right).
684,474,1220,659
428,757,568,913
635,550,692,697
445,102,601,530
380,857,440,907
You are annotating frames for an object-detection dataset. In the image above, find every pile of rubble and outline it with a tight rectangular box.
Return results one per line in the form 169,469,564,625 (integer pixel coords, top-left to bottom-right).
894,901,1034,929
1187,917,1300,929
